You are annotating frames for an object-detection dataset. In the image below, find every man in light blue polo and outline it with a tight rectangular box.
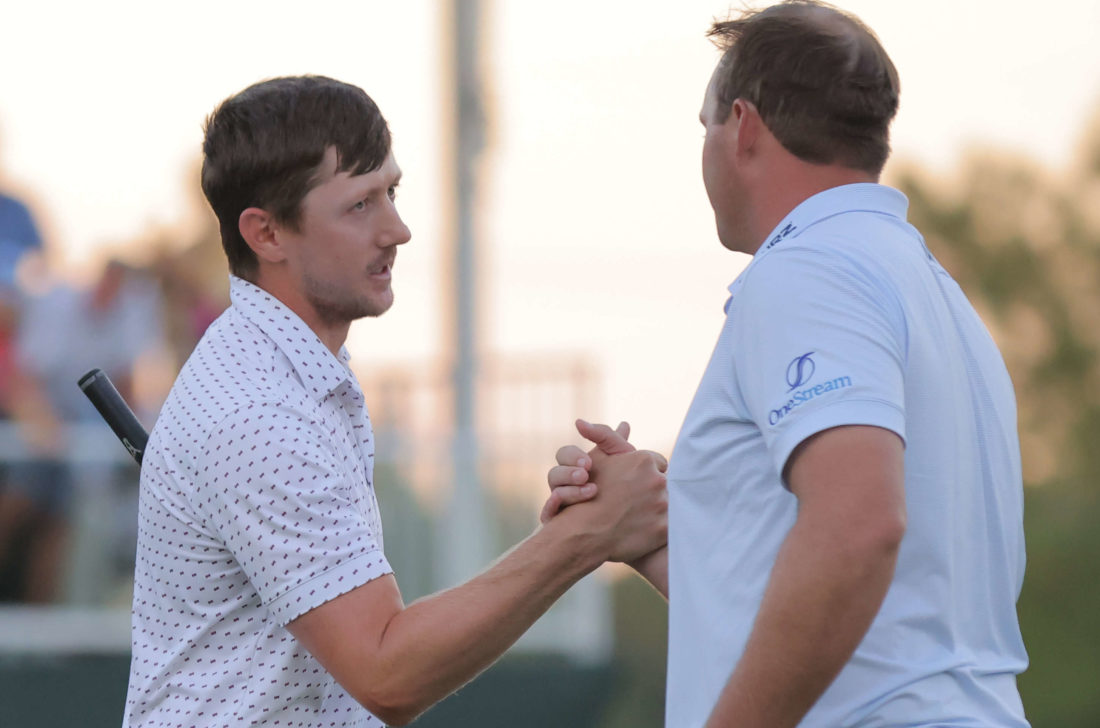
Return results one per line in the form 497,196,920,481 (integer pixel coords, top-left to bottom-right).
547,1,1030,725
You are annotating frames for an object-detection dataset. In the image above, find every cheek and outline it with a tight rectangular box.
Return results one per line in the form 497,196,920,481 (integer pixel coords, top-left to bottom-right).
324,226,364,264
702,136,722,203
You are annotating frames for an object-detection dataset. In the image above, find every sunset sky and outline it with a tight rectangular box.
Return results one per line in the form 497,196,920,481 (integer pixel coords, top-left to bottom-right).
2,0,1098,452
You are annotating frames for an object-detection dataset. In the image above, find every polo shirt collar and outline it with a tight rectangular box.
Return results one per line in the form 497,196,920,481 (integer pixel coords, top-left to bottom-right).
229,275,352,400
726,183,909,302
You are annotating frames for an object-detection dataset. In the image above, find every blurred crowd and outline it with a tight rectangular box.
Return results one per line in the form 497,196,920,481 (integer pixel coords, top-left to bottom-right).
0,182,225,605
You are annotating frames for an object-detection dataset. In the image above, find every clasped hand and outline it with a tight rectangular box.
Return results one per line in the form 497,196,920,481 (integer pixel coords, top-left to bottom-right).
541,419,668,564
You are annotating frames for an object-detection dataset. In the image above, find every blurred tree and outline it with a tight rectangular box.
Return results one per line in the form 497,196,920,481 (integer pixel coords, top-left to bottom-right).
895,103,1100,726
373,456,436,602
596,574,667,728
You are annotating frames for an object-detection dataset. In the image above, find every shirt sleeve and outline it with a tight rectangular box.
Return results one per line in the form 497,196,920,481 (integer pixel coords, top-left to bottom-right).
730,245,907,480
193,400,393,626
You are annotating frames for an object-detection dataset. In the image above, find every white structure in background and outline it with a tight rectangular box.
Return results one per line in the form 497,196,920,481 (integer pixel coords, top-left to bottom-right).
430,0,613,666
440,0,491,591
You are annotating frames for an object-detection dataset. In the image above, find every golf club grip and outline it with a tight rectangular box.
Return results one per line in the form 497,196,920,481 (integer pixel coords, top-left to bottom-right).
78,368,149,465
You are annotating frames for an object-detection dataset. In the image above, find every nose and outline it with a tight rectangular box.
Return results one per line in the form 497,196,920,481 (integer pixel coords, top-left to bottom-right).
381,202,412,248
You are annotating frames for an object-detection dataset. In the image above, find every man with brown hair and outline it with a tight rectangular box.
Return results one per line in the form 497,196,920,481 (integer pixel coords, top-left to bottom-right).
549,2,1030,725
123,75,668,727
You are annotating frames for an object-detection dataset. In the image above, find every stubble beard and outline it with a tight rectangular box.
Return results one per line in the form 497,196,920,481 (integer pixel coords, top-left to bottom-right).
302,271,391,327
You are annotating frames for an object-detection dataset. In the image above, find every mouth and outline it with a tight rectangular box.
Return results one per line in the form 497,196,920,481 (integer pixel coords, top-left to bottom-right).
368,260,393,280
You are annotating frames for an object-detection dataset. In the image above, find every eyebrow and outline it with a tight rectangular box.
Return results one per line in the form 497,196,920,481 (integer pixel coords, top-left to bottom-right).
351,169,402,199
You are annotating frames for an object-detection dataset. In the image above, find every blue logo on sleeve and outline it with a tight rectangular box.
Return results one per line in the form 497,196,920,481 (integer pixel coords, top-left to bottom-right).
769,352,853,425
786,352,816,391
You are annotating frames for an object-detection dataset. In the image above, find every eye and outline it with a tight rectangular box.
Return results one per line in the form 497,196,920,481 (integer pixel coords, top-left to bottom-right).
388,184,399,201
351,199,367,212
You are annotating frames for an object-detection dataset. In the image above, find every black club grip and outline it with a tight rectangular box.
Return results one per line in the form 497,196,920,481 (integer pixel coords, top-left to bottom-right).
77,368,149,465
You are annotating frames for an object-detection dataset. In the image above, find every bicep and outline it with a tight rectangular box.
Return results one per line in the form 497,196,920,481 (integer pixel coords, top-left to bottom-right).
287,573,404,703
784,425,906,533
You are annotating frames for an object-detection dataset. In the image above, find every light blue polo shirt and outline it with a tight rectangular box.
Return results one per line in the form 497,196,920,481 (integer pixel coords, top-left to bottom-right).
666,184,1030,727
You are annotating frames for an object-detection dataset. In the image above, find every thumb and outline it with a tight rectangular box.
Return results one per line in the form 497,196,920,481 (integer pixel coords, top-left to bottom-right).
576,418,636,455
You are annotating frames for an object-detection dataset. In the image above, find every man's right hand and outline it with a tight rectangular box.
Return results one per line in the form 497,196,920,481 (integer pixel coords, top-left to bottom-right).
541,419,633,523
544,419,668,564
545,419,670,595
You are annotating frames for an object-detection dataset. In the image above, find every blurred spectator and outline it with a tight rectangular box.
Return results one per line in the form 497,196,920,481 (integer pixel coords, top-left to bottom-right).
0,189,42,292
17,259,163,422
0,377,67,602
0,153,45,417
0,183,57,601
0,291,22,416
0,259,163,603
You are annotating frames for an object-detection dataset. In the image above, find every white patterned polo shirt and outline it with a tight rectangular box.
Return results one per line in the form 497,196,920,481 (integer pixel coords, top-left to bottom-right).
123,276,393,727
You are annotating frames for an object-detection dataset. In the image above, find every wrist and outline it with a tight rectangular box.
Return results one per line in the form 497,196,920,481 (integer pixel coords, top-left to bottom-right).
627,545,669,598
539,509,609,576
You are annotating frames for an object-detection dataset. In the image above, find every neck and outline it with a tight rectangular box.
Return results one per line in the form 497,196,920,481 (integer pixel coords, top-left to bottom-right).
249,269,350,358
743,161,878,256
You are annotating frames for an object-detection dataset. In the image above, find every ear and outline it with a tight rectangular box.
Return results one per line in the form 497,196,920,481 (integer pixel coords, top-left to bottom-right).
238,207,288,265
730,99,762,158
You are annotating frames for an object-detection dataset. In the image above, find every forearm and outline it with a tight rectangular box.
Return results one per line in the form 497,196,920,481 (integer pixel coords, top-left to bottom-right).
367,519,603,722
704,513,900,728
630,546,669,599
293,445,666,724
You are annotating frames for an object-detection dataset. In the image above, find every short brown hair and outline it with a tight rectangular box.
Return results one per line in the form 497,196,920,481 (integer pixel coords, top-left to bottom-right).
200,76,392,280
708,0,900,174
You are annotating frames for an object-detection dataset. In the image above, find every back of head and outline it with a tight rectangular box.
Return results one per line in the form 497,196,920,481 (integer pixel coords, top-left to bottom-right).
200,76,392,281
708,0,900,175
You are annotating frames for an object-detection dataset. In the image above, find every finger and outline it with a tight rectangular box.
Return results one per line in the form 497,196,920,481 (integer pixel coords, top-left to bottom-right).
539,483,597,524
576,418,636,455
539,492,563,524
614,421,631,441
642,450,669,473
548,464,591,489
555,444,591,469
554,484,597,508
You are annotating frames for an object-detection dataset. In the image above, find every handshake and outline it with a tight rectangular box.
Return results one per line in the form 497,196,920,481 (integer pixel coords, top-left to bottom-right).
540,419,669,593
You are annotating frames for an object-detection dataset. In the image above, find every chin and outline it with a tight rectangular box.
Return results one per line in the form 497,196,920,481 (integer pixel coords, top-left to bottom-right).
715,220,751,254
719,237,742,253
309,289,393,325
361,292,395,319
715,224,735,252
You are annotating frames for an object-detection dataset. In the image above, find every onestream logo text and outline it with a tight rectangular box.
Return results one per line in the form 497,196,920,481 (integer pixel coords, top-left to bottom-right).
769,352,853,425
